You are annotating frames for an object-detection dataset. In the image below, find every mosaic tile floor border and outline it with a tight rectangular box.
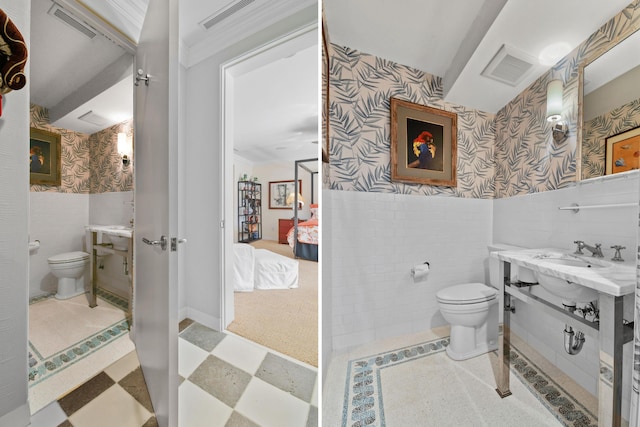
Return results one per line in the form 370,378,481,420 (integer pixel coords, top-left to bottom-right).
341,337,597,427
29,288,128,312
96,287,129,312
28,318,130,386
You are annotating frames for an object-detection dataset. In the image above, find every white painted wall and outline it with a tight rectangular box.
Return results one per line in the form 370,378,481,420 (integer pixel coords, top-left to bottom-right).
0,0,31,424
179,63,187,321
183,6,317,329
325,190,493,351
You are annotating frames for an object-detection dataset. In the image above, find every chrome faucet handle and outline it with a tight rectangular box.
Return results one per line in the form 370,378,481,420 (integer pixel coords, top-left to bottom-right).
592,243,604,258
611,245,625,262
573,240,584,254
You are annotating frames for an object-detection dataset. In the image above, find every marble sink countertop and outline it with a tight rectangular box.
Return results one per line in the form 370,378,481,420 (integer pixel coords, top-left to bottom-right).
85,224,133,238
493,248,636,297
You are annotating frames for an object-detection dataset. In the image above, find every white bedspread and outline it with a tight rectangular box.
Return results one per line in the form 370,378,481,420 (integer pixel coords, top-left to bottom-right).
233,243,255,292
254,249,299,290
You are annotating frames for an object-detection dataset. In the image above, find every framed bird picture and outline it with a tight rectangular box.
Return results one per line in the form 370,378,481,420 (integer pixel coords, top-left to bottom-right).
390,98,457,187
605,126,640,175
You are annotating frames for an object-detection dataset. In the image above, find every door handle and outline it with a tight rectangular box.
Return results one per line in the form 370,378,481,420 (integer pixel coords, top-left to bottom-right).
142,235,167,250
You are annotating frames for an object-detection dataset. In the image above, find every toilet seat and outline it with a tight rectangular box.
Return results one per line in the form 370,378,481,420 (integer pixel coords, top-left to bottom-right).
436,282,497,305
48,251,90,264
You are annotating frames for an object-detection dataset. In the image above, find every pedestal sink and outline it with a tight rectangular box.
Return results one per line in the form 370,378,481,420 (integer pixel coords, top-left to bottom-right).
532,254,612,303
103,226,132,251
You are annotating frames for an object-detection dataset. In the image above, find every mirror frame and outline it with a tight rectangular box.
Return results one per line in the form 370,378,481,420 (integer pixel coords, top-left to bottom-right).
577,22,640,181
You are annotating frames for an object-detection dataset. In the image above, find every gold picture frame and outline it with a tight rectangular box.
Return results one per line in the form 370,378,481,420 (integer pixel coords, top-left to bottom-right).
390,98,457,187
322,7,330,163
605,126,640,175
30,127,61,186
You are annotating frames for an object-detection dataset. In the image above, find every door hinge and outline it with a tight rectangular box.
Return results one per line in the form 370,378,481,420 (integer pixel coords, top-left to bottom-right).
220,220,225,228
171,237,187,252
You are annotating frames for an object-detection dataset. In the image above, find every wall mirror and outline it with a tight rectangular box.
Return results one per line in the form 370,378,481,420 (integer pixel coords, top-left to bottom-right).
579,28,640,180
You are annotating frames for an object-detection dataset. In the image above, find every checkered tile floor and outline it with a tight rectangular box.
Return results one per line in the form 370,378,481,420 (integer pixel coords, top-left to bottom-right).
30,319,318,426
179,320,318,426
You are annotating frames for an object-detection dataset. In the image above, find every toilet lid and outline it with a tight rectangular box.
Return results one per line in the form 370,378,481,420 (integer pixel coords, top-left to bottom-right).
436,283,497,304
48,251,90,264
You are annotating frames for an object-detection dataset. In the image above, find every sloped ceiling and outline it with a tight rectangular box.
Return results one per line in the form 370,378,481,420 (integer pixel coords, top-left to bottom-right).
30,0,318,165
30,0,632,163
324,0,632,113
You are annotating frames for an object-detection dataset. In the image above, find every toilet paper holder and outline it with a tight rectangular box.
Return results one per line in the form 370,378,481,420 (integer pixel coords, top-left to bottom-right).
411,261,430,276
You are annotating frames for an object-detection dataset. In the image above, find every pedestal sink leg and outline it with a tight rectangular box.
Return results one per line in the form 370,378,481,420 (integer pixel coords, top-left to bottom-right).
598,294,623,427
496,260,512,398
89,230,98,308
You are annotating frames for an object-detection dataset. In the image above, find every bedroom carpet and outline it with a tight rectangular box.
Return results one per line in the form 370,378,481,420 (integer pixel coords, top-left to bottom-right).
227,239,318,367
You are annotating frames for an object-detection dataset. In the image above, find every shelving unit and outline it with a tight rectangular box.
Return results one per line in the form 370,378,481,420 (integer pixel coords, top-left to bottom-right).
238,180,262,243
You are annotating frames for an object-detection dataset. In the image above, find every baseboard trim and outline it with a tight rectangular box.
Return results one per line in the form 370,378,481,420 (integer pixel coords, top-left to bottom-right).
0,402,30,427
184,307,220,332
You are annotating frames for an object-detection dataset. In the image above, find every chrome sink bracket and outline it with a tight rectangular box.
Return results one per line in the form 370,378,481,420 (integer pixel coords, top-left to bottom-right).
510,280,539,288
598,294,624,426
89,229,98,309
496,260,512,398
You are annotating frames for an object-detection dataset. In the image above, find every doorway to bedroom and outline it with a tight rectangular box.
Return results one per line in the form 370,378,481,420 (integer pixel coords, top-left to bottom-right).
221,24,320,368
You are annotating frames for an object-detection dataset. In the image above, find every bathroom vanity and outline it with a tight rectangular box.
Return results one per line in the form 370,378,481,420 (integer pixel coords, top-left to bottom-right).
85,225,134,327
493,248,635,427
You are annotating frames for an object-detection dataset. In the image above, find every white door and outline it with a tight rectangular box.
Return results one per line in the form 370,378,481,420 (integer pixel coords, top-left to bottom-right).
134,0,179,426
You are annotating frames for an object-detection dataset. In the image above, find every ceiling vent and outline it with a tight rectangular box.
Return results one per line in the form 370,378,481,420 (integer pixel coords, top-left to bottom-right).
78,110,110,127
481,44,537,87
48,3,98,39
200,0,256,30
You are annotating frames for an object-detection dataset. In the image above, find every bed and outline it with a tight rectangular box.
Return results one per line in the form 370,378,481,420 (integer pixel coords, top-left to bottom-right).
233,243,255,292
254,249,299,289
287,204,318,261
289,158,319,261
232,243,299,291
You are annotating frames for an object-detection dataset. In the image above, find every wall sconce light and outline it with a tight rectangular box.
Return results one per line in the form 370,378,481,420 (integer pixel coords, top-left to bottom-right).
546,79,568,144
117,132,132,165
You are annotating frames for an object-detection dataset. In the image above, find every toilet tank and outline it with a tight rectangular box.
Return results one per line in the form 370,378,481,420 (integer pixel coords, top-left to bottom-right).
488,243,536,287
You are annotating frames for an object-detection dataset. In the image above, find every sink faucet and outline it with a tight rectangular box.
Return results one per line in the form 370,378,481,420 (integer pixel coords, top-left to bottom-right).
573,240,604,258
610,245,625,262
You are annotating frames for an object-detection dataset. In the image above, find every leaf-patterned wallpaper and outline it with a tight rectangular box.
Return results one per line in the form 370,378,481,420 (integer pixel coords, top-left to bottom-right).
328,46,496,198
327,1,640,199
495,0,640,197
89,121,134,193
30,104,91,193
582,99,640,180
30,104,133,194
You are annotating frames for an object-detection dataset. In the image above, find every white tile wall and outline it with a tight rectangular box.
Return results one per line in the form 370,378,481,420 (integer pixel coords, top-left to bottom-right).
494,173,639,256
326,174,638,414
325,190,493,352
89,192,134,226
29,193,90,297
89,192,134,298
28,192,134,299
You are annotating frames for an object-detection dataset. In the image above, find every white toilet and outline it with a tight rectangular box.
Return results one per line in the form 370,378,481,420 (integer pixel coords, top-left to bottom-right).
436,243,525,361
436,282,499,360
47,251,90,300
